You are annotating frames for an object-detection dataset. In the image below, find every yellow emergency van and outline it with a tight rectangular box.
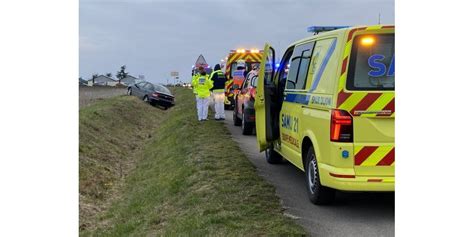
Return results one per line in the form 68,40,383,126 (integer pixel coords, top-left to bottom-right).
255,25,395,204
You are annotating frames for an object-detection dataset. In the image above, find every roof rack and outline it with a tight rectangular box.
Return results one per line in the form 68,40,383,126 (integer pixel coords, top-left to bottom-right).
307,26,350,35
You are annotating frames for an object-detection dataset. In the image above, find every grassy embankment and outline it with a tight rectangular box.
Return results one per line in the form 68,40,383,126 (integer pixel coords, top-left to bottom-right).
79,88,305,236
79,94,166,230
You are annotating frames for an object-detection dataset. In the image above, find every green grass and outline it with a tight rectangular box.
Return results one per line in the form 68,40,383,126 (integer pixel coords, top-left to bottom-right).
79,95,167,231
80,88,306,236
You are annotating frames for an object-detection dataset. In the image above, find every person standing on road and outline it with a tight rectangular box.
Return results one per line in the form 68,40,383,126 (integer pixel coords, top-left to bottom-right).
192,67,213,121
209,64,226,120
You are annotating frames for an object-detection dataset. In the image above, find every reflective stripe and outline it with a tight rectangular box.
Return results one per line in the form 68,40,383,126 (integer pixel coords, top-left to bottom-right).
378,98,395,117
338,93,366,112
309,38,338,92
364,93,394,117
359,146,392,166
284,93,310,105
355,146,395,166
376,148,395,166
343,42,352,58
354,146,377,165
337,91,395,117
350,93,382,115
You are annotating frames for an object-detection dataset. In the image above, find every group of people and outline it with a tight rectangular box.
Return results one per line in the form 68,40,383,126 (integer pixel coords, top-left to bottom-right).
191,64,227,121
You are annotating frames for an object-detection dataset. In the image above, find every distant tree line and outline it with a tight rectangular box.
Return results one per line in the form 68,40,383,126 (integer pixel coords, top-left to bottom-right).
81,65,129,84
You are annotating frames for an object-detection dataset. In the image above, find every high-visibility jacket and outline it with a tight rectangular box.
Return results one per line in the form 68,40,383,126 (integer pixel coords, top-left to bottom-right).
209,69,226,93
192,74,213,98
192,74,199,94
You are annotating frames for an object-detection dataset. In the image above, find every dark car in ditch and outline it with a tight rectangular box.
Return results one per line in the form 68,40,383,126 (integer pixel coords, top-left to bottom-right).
127,81,175,109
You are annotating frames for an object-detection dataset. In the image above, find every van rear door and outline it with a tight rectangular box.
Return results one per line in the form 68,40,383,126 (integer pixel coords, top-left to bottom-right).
338,30,395,177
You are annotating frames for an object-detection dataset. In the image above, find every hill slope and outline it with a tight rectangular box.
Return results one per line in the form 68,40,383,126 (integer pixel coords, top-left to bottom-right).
80,88,305,235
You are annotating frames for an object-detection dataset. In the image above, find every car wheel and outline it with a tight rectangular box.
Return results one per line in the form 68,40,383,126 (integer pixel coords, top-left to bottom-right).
233,101,242,126
143,95,149,103
127,88,132,95
304,145,335,205
241,108,253,135
265,145,282,164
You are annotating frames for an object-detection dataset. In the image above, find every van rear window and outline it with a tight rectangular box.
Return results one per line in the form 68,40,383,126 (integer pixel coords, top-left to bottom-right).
347,34,394,90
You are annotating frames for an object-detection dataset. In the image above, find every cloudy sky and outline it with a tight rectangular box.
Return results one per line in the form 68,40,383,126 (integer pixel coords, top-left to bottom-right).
80,0,394,84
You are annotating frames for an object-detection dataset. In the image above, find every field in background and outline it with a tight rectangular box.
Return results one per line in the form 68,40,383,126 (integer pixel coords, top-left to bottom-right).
79,88,305,235
79,86,127,108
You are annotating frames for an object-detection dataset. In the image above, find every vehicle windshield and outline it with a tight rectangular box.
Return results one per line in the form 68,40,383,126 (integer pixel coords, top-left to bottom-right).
347,34,394,90
229,61,260,78
154,84,171,94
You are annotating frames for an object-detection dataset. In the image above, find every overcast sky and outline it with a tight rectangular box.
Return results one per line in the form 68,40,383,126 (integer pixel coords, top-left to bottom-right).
80,0,394,84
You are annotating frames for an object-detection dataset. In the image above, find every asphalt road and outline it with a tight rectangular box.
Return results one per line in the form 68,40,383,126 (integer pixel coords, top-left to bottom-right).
222,110,394,237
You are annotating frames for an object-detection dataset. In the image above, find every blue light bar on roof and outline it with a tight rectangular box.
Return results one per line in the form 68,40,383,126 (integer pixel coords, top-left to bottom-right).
307,26,350,34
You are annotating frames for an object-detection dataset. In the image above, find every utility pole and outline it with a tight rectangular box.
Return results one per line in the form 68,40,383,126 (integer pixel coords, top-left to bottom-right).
378,13,381,24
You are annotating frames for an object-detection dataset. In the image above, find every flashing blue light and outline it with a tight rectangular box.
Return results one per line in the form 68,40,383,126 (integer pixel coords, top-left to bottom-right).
307,26,350,34
276,63,280,68
342,150,349,159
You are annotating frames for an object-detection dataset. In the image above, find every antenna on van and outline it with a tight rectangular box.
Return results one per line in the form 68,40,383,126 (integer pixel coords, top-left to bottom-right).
307,26,349,35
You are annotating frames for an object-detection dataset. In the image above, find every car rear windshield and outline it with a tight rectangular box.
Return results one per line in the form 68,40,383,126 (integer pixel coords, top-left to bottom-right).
347,34,394,90
154,84,171,94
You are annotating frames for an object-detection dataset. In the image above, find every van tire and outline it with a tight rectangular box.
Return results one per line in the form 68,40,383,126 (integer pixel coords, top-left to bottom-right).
241,109,253,135
265,146,282,164
304,146,335,205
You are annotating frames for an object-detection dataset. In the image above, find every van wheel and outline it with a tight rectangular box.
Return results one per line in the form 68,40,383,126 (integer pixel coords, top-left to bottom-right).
265,146,282,164
233,103,242,126
304,145,335,205
127,88,132,95
241,109,253,135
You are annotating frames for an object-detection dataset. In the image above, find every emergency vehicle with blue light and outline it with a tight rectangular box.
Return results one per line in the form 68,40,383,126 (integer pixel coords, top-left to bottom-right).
255,25,395,204
223,49,263,110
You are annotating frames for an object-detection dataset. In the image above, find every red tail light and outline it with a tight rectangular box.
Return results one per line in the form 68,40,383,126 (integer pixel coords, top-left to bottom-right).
330,109,353,142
